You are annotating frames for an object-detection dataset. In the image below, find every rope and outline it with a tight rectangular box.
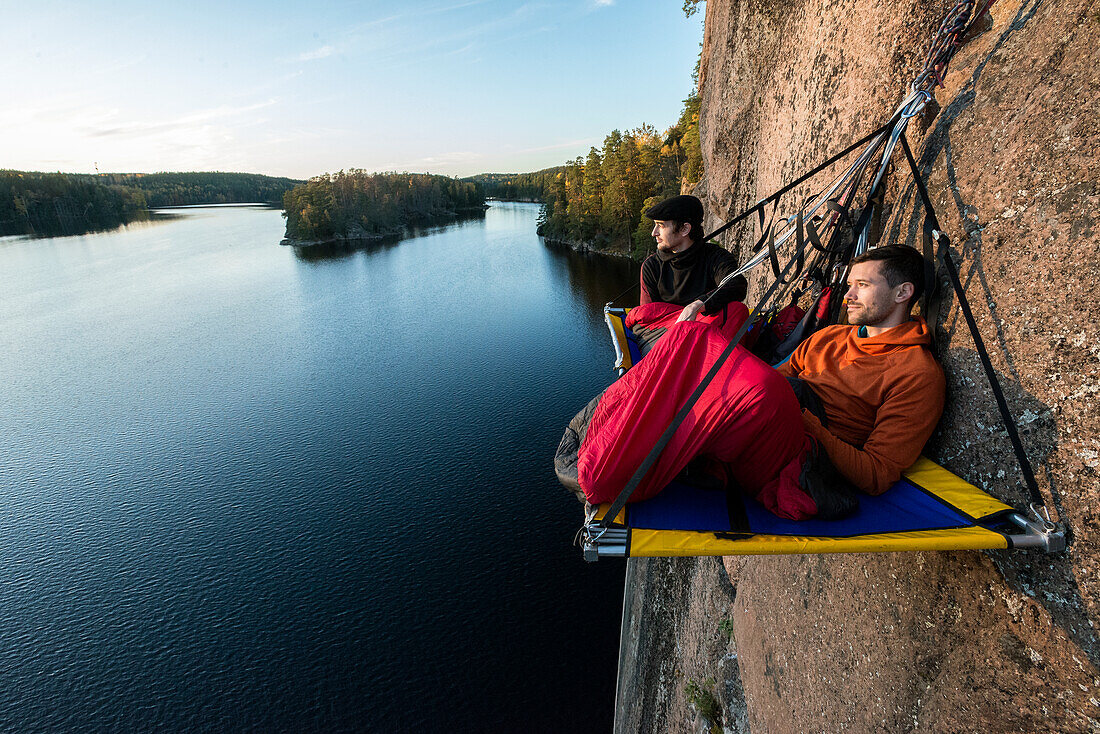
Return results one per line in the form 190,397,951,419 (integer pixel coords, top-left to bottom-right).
605,280,640,309
911,0,999,93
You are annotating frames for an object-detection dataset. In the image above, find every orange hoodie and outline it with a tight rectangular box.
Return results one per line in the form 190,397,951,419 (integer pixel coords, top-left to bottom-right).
776,318,945,495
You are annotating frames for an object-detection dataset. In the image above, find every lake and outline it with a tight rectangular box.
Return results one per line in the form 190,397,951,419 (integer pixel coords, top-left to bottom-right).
0,202,637,731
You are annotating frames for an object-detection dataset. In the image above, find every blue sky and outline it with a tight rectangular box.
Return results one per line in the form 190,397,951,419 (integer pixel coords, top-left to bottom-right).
0,1,704,179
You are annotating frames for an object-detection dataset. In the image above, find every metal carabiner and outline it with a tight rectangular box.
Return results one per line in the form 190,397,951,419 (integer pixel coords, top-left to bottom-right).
586,524,609,544
901,90,933,119
1029,502,1057,532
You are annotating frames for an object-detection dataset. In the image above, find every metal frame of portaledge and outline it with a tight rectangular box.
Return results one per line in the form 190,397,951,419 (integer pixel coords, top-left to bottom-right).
579,512,1064,560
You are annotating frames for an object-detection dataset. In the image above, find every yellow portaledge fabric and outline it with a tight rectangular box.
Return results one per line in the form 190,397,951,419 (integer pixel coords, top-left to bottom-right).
903,456,1012,519
590,457,1015,556
594,505,626,525
627,526,1009,556
605,310,633,372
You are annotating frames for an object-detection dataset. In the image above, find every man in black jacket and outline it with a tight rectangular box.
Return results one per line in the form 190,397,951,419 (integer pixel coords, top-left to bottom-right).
639,195,747,321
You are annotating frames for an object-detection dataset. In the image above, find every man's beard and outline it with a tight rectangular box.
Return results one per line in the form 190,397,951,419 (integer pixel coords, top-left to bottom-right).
846,300,891,326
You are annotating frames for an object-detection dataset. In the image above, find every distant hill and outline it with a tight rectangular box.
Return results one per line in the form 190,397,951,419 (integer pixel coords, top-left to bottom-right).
463,168,562,202
99,172,303,208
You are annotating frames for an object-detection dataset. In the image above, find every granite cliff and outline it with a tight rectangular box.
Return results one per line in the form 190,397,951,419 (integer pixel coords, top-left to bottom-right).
616,0,1100,730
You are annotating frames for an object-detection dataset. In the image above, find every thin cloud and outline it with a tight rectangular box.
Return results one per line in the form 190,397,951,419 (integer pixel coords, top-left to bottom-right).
417,151,482,166
297,45,335,62
595,0,615,5
81,100,278,139
356,3,545,70
513,139,595,154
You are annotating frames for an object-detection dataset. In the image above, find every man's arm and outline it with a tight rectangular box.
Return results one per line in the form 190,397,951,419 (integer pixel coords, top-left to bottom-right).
639,256,657,306
802,371,945,495
700,246,747,315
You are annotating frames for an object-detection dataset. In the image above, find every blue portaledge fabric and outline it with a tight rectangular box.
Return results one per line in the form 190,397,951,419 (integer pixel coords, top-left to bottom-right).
626,476,979,537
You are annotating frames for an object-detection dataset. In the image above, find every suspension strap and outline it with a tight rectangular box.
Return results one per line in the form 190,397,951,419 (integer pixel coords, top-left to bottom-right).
898,133,1047,510
605,279,641,309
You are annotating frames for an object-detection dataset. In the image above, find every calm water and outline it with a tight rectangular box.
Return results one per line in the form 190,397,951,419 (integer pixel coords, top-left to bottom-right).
0,203,636,732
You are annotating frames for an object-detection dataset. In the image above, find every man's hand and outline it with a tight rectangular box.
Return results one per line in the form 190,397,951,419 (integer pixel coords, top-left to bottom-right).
676,300,706,322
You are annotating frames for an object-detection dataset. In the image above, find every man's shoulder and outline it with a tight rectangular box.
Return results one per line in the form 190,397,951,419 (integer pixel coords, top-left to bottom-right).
700,242,736,260
888,342,944,382
875,333,945,391
802,324,851,348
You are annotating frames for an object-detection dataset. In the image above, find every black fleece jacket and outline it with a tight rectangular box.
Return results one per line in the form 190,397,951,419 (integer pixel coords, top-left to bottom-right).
639,242,747,314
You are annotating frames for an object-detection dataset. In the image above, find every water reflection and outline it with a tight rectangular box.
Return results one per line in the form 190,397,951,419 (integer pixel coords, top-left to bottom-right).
0,201,632,732
541,238,640,314
290,210,488,262
290,234,405,262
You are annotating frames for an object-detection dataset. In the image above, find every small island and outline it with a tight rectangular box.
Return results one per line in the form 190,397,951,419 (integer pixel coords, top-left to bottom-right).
281,170,487,246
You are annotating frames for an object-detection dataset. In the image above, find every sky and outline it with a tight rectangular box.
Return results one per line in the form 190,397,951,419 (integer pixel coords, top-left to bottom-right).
0,1,704,179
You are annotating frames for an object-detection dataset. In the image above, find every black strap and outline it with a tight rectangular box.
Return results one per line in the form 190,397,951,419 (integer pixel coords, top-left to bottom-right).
851,174,887,252
898,133,1046,510
804,201,852,255
605,279,641,308
765,212,805,284
752,201,776,253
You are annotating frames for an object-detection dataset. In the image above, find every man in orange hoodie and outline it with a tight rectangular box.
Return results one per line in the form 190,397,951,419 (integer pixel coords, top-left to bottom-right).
776,245,945,495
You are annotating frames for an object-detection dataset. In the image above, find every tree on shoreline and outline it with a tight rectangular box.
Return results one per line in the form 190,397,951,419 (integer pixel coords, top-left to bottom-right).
537,91,704,258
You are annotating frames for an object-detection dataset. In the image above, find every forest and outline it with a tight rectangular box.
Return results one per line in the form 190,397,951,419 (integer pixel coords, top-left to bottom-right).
536,91,704,258
105,172,301,207
0,171,149,236
463,169,562,201
0,170,302,237
282,170,486,243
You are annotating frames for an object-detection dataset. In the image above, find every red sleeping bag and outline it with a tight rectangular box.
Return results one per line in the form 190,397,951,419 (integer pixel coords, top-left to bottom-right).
577,319,818,520
625,301,750,343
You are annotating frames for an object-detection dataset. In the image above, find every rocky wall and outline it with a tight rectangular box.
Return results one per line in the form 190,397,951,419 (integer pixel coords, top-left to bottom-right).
617,0,1100,730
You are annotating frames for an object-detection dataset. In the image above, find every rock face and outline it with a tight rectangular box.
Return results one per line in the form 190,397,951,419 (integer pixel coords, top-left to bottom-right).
616,0,1100,730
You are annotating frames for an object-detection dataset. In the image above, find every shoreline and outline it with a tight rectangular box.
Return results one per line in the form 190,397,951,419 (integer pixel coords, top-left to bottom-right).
540,234,640,262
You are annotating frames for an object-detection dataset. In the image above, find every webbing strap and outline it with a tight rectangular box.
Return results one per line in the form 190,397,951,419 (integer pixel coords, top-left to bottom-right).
606,280,641,309
766,211,805,284
898,133,1046,510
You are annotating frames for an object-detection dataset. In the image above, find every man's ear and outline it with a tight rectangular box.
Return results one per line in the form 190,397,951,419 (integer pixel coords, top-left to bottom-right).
896,282,915,303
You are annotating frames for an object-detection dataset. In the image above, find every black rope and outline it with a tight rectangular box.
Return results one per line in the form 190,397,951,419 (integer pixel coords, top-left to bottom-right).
898,133,1046,510
605,279,640,308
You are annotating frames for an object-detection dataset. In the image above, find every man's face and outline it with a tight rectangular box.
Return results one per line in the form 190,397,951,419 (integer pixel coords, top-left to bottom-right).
844,260,908,327
651,220,693,253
